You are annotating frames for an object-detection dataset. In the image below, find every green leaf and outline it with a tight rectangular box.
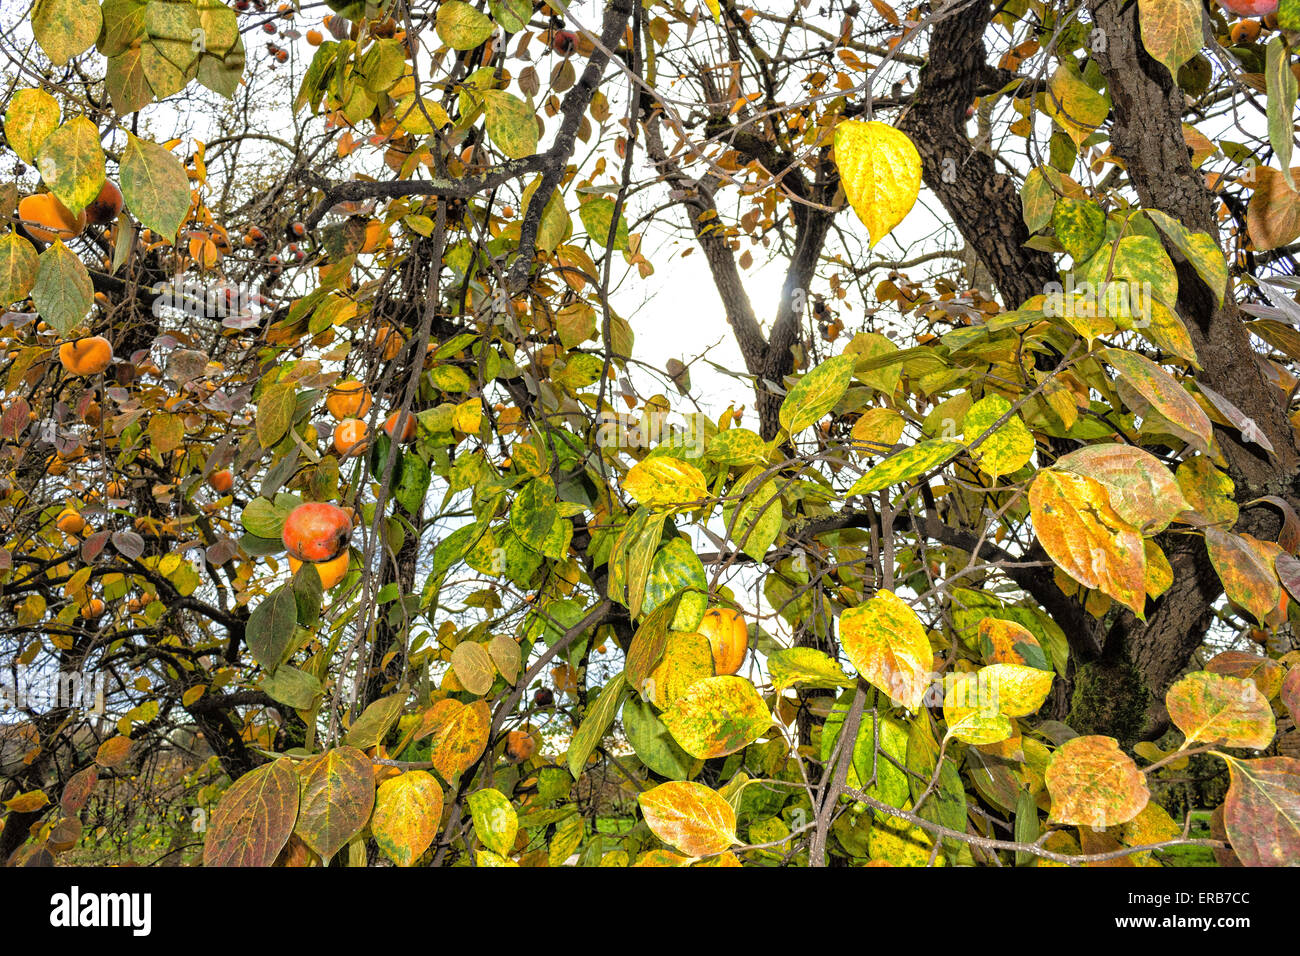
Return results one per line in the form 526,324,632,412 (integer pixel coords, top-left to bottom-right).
450,640,496,696
567,673,629,778
468,788,518,856
578,198,630,252
1046,60,1109,147
32,241,93,336
728,473,782,561
245,585,298,672
143,0,201,82
345,693,405,749
36,119,106,217
107,47,153,114
240,495,294,538
778,353,856,434
1087,234,1179,311
261,665,322,710
1022,167,1056,233
847,438,961,495
642,536,707,632
482,90,538,159
1052,197,1106,262
488,0,531,32
120,134,191,240
256,381,297,448
295,746,375,862
705,427,766,466
963,394,1034,478
1268,37,1298,191
394,450,431,514
1146,209,1227,309
194,0,238,53
622,696,698,780
196,36,245,98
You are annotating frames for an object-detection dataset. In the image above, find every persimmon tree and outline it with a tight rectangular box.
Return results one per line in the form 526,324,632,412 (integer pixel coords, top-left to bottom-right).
2,0,1300,867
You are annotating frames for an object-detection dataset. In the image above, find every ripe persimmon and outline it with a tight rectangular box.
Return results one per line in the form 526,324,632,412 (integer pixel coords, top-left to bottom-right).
1230,19,1263,43
85,180,123,226
696,607,748,675
79,598,105,619
333,418,368,456
56,508,85,535
374,323,404,361
1215,0,1278,16
59,336,114,376
282,501,353,562
18,193,87,243
306,28,323,45
209,469,234,494
551,29,576,56
383,410,415,442
505,729,537,763
326,380,372,419
289,551,350,589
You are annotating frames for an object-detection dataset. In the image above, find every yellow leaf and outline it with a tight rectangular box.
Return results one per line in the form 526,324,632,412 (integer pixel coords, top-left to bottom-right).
637,781,736,856
833,120,922,246
1029,469,1147,616
838,589,934,711
850,407,905,453
623,456,709,510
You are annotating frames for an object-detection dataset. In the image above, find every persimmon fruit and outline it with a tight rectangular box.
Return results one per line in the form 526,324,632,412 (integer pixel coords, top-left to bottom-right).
56,509,85,535
1215,0,1277,14
551,29,576,56
59,336,114,376
696,607,749,675
383,410,416,442
85,180,123,225
209,469,234,494
282,501,353,562
19,193,87,243
332,418,368,456
374,324,404,360
326,380,372,419
289,551,350,589
505,730,537,763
